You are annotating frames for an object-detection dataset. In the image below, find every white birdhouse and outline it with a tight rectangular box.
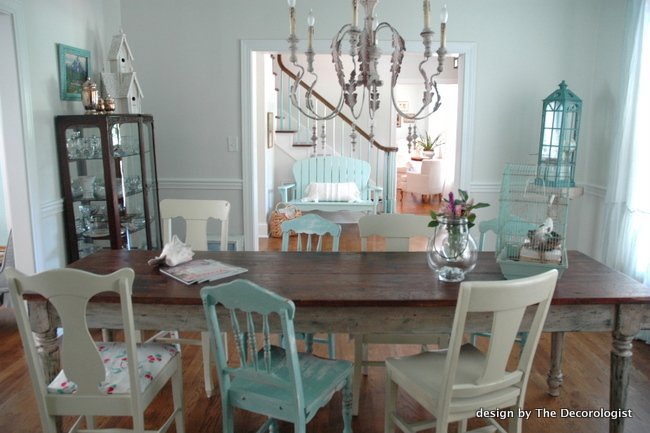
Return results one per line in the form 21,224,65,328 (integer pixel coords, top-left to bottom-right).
108,30,134,74
101,29,144,114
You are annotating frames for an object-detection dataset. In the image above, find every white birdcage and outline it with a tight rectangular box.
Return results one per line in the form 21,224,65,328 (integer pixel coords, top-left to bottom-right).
496,163,570,279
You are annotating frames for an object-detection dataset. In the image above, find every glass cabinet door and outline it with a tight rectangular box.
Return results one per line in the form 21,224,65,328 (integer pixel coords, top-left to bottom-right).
56,115,161,263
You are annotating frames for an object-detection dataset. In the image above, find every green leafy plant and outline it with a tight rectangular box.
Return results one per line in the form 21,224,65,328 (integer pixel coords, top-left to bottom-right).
417,132,445,151
428,189,490,229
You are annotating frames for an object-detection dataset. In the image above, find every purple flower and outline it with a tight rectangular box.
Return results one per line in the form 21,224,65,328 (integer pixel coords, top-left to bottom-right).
448,192,457,217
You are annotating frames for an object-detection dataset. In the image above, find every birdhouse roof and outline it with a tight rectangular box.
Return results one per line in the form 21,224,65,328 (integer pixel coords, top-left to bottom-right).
118,72,144,98
107,31,135,62
100,72,119,97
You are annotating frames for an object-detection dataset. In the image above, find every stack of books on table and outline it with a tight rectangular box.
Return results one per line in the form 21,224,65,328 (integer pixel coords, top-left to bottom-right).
161,259,247,285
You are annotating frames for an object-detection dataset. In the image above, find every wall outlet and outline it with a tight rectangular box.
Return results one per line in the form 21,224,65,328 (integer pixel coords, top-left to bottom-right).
227,136,239,152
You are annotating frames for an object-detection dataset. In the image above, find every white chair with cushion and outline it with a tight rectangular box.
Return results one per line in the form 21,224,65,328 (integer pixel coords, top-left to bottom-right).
281,213,340,358
353,213,449,416
385,269,558,433
7,267,185,433
151,198,231,397
201,279,353,433
402,158,445,202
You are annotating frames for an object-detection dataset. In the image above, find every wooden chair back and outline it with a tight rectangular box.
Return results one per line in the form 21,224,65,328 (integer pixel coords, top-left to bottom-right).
443,270,558,402
281,214,342,252
160,199,230,251
201,279,301,394
358,213,434,251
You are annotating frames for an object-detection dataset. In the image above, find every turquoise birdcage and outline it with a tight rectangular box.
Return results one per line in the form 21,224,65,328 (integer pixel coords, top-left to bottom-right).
496,164,570,279
537,81,582,187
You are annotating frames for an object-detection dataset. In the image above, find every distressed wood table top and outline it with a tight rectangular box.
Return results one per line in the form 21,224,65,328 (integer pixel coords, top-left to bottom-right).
55,249,650,307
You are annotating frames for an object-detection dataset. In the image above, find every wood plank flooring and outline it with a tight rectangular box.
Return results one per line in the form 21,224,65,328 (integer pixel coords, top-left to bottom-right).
1,193,649,432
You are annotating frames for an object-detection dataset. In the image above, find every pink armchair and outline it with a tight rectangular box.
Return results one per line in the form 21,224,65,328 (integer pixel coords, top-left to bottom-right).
402,158,445,202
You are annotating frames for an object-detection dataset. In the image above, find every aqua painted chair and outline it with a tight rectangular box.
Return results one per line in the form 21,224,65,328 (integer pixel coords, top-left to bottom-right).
353,213,449,416
150,198,231,397
201,279,353,433
280,213,340,358
7,267,185,433
385,270,558,433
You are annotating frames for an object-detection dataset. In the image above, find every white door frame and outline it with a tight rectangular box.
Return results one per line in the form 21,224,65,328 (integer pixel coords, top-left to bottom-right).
0,0,41,272
240,40,476,251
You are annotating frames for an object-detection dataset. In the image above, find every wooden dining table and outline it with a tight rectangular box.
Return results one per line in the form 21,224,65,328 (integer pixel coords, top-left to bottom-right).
25,249,650,433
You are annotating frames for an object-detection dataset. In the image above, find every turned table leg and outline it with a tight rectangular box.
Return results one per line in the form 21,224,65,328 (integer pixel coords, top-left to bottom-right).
28,300,63,432
610,304,643,433
547,331,565,396
28,300,61,383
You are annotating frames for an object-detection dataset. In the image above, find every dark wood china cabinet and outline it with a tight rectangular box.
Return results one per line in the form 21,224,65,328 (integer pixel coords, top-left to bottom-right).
55,114,162,263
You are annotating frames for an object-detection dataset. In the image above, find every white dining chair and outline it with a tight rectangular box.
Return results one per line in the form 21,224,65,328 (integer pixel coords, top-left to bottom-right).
472,217,535,350
151,198,230,397
281,213,341,358
7,266,185,433
385,269,558,433
353,213,450,416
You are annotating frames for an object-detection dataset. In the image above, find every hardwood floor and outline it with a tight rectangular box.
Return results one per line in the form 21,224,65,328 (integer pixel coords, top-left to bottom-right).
1,193,649,432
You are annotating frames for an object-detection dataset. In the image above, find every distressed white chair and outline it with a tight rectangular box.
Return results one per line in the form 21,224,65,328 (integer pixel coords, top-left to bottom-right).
472,218,533,349
280,213,341,359
152,198,231,397
402,158,445,202
7,267,185,433
0,230,14,308
201,279,353,433
353,213,449,416
385,269,558,433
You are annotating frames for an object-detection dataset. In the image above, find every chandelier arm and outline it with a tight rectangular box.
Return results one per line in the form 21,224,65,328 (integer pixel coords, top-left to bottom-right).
289,57,346,121
332,26,365,119
391,83,442,121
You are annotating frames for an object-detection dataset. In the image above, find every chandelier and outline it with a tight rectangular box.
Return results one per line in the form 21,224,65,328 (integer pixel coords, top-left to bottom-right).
285,0,448,149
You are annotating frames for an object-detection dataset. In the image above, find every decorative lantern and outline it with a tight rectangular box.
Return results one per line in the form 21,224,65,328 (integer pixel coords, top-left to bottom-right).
537,81,582,187
81,78,99,114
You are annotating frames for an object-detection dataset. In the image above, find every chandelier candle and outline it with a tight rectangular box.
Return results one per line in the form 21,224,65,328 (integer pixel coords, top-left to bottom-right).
307,10,314,50
440,4,447,48
424,0,431,29
288,0,296,35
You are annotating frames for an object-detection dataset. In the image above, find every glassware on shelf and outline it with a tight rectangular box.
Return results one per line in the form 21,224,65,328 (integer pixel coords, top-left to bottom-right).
78,175,96,199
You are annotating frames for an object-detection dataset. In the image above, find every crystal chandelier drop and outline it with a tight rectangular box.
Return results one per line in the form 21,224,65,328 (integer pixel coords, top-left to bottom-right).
285,0,448,148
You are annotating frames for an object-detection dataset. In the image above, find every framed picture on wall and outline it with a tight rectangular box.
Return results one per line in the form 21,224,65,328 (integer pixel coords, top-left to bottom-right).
396,114,402,128
403,114,416,123
397,101,409,111
58,44,90,101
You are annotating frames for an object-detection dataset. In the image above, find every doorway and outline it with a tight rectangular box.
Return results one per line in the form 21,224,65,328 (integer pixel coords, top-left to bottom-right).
240,40,476,250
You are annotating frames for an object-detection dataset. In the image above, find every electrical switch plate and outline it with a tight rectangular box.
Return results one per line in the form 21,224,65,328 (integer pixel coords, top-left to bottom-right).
227,136,239,152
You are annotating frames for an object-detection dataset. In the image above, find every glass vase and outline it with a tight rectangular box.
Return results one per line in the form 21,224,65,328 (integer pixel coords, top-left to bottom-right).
426,216,478,282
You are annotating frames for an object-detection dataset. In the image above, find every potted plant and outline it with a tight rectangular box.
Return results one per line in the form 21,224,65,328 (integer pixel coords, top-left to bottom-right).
416,132,444,158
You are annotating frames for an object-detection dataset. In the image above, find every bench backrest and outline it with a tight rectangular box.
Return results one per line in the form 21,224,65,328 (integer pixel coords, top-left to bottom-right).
291,156,372,201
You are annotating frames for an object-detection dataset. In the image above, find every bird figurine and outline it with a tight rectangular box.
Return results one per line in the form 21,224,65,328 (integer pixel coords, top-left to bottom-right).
527,217,562,251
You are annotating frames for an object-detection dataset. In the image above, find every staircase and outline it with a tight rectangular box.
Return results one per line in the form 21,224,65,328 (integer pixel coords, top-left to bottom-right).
272,54,399,213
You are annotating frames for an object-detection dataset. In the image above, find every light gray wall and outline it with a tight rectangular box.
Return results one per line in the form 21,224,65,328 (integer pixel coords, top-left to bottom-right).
17,0,628,266
20,0,120,268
